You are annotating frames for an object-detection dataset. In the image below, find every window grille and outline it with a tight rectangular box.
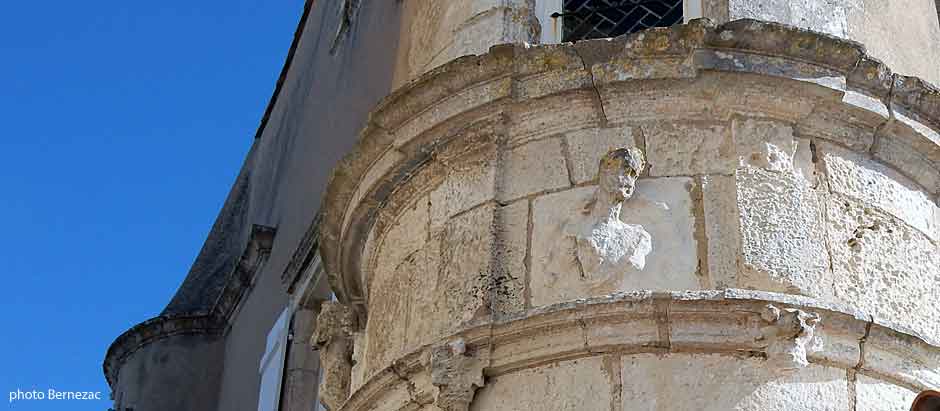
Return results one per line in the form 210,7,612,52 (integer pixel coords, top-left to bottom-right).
555,0,683,42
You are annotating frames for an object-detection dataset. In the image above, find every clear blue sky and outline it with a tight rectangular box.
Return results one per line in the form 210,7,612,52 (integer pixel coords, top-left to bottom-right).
0,1,303,409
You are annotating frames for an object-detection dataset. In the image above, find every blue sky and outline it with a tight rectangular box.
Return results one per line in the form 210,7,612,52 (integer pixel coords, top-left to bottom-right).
0,1,303,409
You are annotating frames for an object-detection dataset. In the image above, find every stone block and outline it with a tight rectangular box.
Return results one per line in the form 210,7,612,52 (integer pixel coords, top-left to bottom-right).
855,374,918,411
825,194,940,343
793,99,881,153
493,200,528,316
529,178,699,307
507,90,602,146
821,143,939,243
598,79,713,124
702,175,741,288
393,77,512,148
863,325,940,389
621,354,850,411
471,357,612,411
733,117,814,182
564,126,637,184
372,198,430,292
873,136,940,196
406,205,496,350
497,137,571,202
430,153,497,230
644,121,734,177
736,167,832,297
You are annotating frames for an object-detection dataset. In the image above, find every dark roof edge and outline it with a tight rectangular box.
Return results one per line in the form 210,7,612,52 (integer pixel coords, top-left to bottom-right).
253,0,316,140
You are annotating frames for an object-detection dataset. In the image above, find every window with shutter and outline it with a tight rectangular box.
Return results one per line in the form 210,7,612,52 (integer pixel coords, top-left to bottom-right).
257,308,290,411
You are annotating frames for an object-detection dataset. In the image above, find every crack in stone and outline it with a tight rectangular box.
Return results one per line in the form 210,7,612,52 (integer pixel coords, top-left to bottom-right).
573,47,609,127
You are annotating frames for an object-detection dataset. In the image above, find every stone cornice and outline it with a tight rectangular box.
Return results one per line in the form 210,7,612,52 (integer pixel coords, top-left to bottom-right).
103,224,275,388
103,314,225,387
319,18,940,320
339,290,940,411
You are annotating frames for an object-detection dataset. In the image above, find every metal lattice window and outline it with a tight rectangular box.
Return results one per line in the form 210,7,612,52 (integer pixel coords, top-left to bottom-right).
556,0,683,42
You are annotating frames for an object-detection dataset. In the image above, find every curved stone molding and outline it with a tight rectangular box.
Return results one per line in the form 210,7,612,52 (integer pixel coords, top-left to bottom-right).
337,291,940,411
318,18,940,409
320,18,940,321
758,304,822,370
103,315,224,387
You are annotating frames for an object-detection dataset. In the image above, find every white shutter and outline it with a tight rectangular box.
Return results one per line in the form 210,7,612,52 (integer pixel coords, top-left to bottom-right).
258,308,290,411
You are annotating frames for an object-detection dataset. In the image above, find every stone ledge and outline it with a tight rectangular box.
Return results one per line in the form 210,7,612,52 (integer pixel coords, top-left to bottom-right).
320,18,940,317
102,314,224,387
339,290,940,411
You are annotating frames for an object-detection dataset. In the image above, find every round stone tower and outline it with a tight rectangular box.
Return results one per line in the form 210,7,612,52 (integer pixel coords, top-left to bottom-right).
317,8,940,411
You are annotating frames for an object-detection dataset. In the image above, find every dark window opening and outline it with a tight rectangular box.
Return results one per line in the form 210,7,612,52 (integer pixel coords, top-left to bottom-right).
556,0,683,42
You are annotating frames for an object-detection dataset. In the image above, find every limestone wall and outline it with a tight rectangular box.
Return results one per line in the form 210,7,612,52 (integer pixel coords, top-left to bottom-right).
725,0,940,85
392,0,940,87
393,0,539,88
319,20,940,410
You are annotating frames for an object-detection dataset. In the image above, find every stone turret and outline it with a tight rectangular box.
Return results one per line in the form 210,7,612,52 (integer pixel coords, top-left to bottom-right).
318,16,940,411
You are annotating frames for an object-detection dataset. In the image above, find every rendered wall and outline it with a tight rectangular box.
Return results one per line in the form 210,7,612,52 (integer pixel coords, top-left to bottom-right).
112,334,223,411
210,1,405,410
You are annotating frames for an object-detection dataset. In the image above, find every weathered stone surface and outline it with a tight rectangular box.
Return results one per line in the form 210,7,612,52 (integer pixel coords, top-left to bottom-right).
644,121,735,176
508,90,603,146
825,194,940,342
372,198,430,291
732,117,813,181
736,167,832,297
863,325,940,389
873,136,940,196
758,304,822,370
821,143,940,243
493,200,528,315
794,99,881,153
392,77,511,148
471,357,612,411
405,204,499,352
313,302,358,411
701,174,741,288
497,137,571,202
530,177,699,307
855,374,919,411
431,339,488,411
564,127,637,184
430,151,497,230
621,354,850,411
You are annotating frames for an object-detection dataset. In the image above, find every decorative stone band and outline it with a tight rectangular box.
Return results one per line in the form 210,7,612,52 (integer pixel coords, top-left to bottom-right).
318,17,940,320
102,315,225,387
104,224,274,388
338,290,940,411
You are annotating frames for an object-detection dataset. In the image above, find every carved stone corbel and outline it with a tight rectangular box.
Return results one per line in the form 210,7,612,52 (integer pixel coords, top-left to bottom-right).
430,339,487,411
758,304,822,370
312,302,358,411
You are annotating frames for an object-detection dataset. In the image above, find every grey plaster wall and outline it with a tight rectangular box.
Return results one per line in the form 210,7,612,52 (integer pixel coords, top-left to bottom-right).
726,0,940,84
206,0,405,410
113,334,224,411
